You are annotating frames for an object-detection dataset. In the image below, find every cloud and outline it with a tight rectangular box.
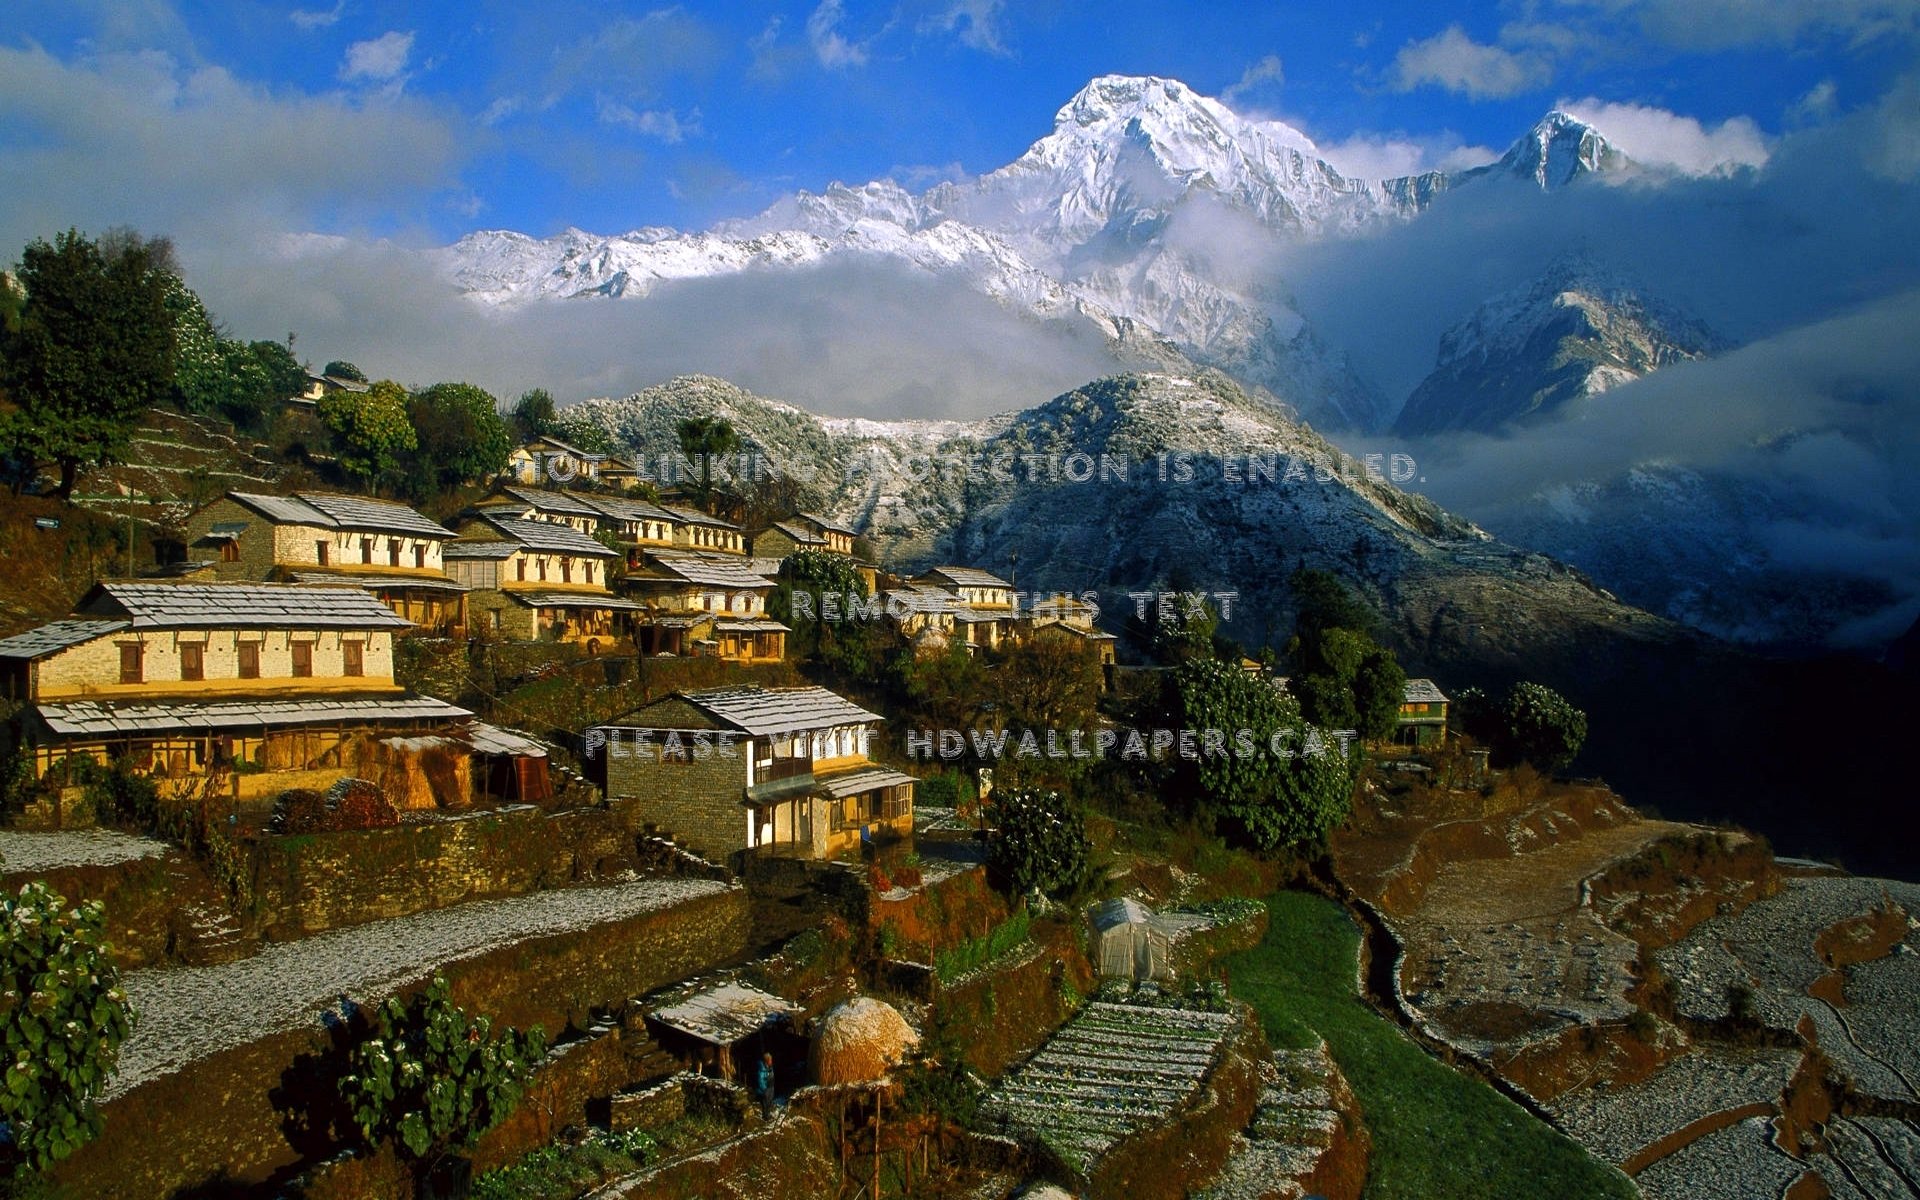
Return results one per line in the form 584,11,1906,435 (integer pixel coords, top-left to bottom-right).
918,0,1009,54
210,239,1129,422
289,1,345,32
1788,80,1840,126
1391,25,1551,99
340,30,413,83
1222,55,1284,106
807,0,869,68
1559,97,1771,173
1318,131,1499,180
595,97,701,144
0,45,467,255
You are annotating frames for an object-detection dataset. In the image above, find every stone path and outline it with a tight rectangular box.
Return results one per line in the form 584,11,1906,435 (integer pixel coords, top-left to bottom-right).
0,828,171,875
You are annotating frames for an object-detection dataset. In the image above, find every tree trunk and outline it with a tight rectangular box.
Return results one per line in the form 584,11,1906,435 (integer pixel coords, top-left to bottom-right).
54,456,79,500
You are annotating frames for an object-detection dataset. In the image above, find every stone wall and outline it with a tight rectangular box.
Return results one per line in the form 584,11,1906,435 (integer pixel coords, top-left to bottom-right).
938,920,1096,1078
603,737,750,860
50,883,753,1199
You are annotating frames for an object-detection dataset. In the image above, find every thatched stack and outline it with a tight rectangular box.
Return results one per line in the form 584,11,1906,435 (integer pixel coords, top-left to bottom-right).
809,996,919,1085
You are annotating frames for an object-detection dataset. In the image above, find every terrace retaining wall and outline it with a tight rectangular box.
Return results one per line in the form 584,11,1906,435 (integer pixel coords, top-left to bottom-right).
50,883,752,1199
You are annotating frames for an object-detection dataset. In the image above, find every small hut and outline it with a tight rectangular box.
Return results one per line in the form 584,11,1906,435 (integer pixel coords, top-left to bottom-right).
810,997,919,1085
647,981,802,1082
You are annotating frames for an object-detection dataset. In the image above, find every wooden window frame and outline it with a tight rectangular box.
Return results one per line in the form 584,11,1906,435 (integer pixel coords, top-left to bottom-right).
119,642,144,685
290,640,313,678
237,641,260,680
342,640,364,677
179,642,204,682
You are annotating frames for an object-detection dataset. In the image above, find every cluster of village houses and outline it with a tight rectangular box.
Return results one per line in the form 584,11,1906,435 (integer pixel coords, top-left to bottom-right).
0,432,1448,867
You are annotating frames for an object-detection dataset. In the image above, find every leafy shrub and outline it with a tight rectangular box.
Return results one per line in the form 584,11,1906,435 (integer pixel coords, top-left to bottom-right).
271,778,399,835
1,883,135,1179
339,977,545,1163
934,911,1032,983
986,789,1089,899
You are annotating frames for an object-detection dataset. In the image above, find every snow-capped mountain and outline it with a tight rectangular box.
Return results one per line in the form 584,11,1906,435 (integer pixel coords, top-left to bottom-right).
1395,259,1724,435
554,370,1686,672
442,77,1646,434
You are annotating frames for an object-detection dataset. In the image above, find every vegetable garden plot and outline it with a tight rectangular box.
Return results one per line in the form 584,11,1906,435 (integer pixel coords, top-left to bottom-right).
981,1002,1240,1173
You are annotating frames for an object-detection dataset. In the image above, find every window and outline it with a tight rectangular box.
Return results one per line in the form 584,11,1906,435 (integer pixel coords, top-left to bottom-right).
342,641,363,677
219,540,240,563
561,559,571,584
317,540,329,566
516,558,526,582
360,538,373,565
291,641,313,678
586,562,596,583
414,544,426,569
538,558,548,581
119,643,143,684
388,541,401,567
179,643,204,681
237,641,260,679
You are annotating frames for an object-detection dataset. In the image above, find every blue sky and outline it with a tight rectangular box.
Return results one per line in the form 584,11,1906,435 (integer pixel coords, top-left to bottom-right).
5,0,1914,245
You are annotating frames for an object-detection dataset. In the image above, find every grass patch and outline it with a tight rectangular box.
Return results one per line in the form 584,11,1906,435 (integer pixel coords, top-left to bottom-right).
472,1129,659,1200
1223,891,1635,1200
934,910,1031,983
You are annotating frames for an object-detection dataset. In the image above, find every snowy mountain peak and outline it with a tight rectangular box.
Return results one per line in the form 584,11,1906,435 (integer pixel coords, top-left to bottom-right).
1491,110,1632,189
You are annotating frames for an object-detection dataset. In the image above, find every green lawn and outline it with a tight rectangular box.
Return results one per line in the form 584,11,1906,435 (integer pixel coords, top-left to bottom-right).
1223,891,1637,1200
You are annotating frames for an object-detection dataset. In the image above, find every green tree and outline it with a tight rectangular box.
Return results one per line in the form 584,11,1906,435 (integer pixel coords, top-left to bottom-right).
1,882,135,1179
987,788,1089,899
1501,682,1588,771
1285,570,1405,742
770,549,885,679
320,379,418,491
994,634,1104,743
340,977,544,1171
406,381,512,498
897,641,985,734
0,229,176,498
675,415,740,504
1155,658,1355,852
323,360,366,382
509,388,555,441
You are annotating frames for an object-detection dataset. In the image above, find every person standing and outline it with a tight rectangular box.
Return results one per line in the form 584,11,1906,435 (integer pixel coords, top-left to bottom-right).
755,1051,776,1119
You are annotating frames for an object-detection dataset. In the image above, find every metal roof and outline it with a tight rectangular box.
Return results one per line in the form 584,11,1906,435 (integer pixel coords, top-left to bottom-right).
922,566,1011,590
36,694,471,737
671,686,882,736
466,721,549,758
1403,678,1449,705
78,583,413,631
639,551,777,589
479,514,616,557
0,619,132,661
648,982,799,1046
494,485,603,518
287,571,468,593
503,590,643,610
660,504,740,531
816,765,917,798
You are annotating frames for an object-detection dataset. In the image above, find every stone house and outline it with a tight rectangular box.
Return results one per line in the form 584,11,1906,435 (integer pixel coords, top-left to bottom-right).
0,582,473,807
181,491,465,632
910,567,1017,653
471,485,606,537
662,505,747,555
588,685,915,863
1021,593,1119,667
579,494,681,565
1397,678,1450,747
624,550,787,662
443,514,640,648
503,434,607,487
748,512,859,559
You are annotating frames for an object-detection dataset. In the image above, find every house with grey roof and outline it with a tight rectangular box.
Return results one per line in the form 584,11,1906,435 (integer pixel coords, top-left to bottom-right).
747,511,861,560
0,582,479,810
908,566,1017,652
585,685,914,863
624,550,787,662
444,513,639,647
502,434,608,487
662,505,747,555
1397,678,1450,747
181,491,465,632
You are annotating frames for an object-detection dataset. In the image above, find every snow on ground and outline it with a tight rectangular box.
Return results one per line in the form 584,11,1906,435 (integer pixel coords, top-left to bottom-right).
1549,1046,1801,1167
0,829,171,875
108,876,730,1099
1633,1117,1807,1200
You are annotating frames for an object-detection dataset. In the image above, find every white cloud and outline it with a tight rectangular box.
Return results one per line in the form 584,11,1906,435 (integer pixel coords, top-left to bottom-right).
340,30,413,82
1391,25,1551,99
919,0,1009,54
596,97,701,144
1222,55,1284,106
479,95,521,127
1559,97,1771,173
1789,80,1840,125
1318,131,1499,180
289,1,345,32
807,0,868,68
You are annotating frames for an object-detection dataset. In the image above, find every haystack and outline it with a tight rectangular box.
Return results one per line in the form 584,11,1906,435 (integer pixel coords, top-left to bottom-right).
809,996,919,1085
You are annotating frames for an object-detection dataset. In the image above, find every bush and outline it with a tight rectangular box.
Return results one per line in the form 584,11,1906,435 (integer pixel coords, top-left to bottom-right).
339,977,545,1164
986,789,1089,900
1,883,135,1180
271,778,399,835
